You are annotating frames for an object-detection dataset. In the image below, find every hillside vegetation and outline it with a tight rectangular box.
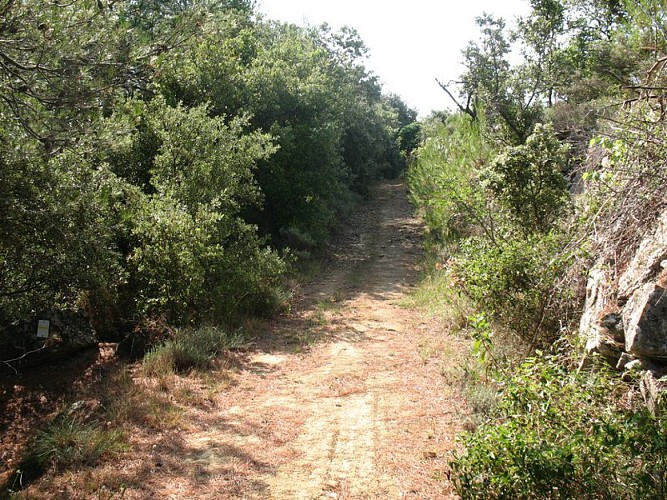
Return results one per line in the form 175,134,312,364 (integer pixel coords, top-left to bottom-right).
5,0,667,497
408,0,667,497
0,0,416,353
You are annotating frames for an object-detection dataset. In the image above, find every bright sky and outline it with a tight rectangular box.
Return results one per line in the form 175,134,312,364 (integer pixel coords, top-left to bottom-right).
258,0,530,118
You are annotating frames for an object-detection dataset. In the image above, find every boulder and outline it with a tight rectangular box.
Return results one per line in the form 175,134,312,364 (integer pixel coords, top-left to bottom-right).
0,310,98,372
616,352,637,370
580,207,667,369
623,283,667,359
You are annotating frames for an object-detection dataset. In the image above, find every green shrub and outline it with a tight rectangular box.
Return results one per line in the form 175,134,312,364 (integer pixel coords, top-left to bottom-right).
454,231,566,345
484,123,570,234
451,355,667,499
408,112,495,244
143,326,243,374
21,417,125,474
120,100,286,324
142,343,177,378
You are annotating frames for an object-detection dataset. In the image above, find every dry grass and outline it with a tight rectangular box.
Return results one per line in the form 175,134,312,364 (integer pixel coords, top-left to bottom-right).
7,182,472,499
369,316,470,499
319,373,367,398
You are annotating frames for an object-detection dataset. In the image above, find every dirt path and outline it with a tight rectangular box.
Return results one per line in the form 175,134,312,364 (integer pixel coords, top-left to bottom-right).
164,181,467,499
12,181,468,499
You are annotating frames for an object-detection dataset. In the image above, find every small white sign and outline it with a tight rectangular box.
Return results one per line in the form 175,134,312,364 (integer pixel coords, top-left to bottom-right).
37,320,50,338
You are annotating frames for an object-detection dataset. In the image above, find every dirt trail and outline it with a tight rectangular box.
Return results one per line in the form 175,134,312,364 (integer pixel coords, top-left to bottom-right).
11,181,467,499
159,181,467,499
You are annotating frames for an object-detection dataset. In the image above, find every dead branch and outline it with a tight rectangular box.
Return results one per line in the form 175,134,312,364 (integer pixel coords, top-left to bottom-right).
436,78,477,121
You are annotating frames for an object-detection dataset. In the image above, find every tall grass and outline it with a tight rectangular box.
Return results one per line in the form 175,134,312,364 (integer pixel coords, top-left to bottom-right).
143,325,243,376
17,417,125,478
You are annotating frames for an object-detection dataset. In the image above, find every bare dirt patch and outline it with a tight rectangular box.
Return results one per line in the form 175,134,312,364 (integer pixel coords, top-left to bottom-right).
6,181,469,499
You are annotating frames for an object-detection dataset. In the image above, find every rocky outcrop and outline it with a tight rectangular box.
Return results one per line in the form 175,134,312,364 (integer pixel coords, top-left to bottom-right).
623,283,667,358
0,310,98,372
580,210,667,408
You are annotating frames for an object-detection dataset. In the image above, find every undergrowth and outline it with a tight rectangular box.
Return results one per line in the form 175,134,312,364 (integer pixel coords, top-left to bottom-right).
410,98,667,498
10,417,126,492
143,325,244,376
450,354,667,499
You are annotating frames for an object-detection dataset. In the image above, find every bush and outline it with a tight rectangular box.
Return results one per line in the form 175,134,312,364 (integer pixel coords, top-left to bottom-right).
450,355,667,499
143,326,243,375
20,417,125,474
0,141,121,326
484,123,570,234
120,100,286,323
453,231,566,345
408,113,494,244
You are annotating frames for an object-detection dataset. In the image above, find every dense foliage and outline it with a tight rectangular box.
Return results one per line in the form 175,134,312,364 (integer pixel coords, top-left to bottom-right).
452,355,667,499
410,0,667,496
0,0,415,341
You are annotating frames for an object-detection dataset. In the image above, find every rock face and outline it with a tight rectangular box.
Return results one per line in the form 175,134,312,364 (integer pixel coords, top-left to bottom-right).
623,283,667,358
581,211,667,359
579,209,667,409
579,266,624,362
0,310,98,372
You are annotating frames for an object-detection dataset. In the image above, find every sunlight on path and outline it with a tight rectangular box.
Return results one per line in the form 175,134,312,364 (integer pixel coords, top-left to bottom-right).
175,182,466,499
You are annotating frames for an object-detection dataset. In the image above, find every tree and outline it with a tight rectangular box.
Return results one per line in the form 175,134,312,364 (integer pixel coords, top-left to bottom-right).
0,0,411,333
441,14,543,144
518,0,567,107
385,93,418,127
485,123,570,234
0,0,144,327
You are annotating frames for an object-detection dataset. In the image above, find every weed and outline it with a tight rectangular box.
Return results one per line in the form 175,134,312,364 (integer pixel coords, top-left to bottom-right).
462,383,498,430
142,396,184,429
20,417,126,475
143,325,244,375
308,308,328,327
295,327,319,348
142,346,175,379
406,266,472,329
417,340,436,364
450,354,667,499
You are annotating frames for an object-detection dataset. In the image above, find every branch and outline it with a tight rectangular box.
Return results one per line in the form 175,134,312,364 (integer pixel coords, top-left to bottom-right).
626,85,667,91
0,344,49,375
601,69,630,87
646,56,667,80
0,50,57,73
436,78,477,120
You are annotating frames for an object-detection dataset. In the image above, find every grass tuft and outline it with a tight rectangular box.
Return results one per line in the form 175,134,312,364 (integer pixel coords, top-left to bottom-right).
21,417,125,474
143,325,244,376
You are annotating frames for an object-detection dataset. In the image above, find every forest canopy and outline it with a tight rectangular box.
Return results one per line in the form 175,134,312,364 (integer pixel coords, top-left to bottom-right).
0,0,416,343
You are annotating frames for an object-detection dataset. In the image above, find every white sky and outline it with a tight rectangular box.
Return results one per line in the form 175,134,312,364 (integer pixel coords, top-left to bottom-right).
258,0,531,118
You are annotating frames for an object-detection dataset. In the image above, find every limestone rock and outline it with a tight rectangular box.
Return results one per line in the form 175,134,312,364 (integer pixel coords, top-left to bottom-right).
618,211,667,301
584,325,622,362
580,266,618,358
600,312,625,342
616,352,636,370
623,283,667,358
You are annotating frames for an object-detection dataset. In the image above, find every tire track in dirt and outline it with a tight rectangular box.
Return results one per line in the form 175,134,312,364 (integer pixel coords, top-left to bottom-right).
261,181,424,498
5,181,467,499
165,181,467,499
